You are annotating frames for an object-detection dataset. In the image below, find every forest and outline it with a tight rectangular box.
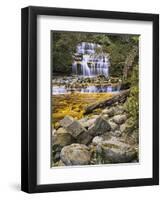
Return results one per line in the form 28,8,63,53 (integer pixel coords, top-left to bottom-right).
51,31,139,167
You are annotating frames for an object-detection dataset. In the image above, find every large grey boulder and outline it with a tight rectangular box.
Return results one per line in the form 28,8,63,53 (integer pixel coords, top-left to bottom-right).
60,144,91,165
66,120,86,138
77,131,93,145
113,114,127,125
101,137,137,163
60,116,74,128
59,116,87,138
52,128,74,147
52,128,75,162
89,116,111,136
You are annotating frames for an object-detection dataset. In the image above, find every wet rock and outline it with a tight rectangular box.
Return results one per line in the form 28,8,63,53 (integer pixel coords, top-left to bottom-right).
60,144,91,165
113,114,127,124
101,137,137,163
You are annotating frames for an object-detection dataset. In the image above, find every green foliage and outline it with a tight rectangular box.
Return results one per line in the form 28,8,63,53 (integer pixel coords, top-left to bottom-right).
124,65,139,128
52,31,139,77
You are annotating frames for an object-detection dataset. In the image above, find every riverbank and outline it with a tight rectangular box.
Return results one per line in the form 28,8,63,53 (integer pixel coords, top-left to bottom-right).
52,87,139,167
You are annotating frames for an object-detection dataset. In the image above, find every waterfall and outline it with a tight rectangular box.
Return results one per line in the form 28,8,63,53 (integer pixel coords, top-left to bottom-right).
72,42,110,77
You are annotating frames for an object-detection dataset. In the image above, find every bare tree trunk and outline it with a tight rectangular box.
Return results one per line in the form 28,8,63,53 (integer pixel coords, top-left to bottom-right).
84,89,130,114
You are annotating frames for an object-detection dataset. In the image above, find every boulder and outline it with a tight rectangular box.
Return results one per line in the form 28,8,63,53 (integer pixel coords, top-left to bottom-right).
52,129,74,147
79,118,96,129
52,129,75,162
60,144,91,165
101,137,137,163
111,130,122,137
120,118,135,134
114,105,125,115
89,116,111,136
59,116,74,128
108,120,119,131
102,107,115,117
59,116,87,138
113,114,127,124
92,136,103,145
52,129,56,136
66,120,87,138
77,131,93,145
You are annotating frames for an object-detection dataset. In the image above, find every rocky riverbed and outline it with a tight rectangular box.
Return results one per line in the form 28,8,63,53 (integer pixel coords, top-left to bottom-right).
52,97,139,167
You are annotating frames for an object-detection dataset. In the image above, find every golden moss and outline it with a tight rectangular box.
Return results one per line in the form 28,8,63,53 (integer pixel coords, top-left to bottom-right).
52,93,112,128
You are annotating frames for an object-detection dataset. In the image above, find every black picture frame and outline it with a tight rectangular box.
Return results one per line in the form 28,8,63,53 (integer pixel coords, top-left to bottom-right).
21,6,159,193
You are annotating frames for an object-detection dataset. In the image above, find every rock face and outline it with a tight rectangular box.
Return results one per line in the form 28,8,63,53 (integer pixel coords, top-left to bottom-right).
60,144,91,165
101,137,137,163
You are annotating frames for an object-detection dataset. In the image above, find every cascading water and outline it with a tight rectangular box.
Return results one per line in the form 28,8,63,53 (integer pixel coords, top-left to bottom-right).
72,42,110,77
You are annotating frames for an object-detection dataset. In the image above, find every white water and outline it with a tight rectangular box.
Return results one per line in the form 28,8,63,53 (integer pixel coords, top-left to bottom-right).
72,42,110,77
52,85,120,95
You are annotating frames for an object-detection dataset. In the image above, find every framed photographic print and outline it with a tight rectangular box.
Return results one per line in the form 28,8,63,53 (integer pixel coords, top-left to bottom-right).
21,6,159,193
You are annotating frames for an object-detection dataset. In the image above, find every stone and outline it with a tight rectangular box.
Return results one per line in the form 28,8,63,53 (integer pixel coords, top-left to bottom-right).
102,114,109,119
77,131,92,145
90,116,111,136
52,131,74,147
66,120,87,138
112,130,122,137
59,116,74,128
120,118,135,134
52,129,56,136
92,136,103,145
56,127,67,134
101,137,137,163
60,144,91,165
114,105,125,115
102,107,115,117
108,121,119,131
113,114,127,124
120,123,126,133
58,160,65,166
79,118,96,129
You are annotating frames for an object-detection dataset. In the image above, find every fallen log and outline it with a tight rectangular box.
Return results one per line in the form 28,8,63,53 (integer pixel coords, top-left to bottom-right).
84,89,130,114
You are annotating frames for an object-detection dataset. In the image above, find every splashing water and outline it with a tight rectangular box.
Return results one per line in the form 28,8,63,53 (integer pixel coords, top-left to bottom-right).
72,42,110,77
